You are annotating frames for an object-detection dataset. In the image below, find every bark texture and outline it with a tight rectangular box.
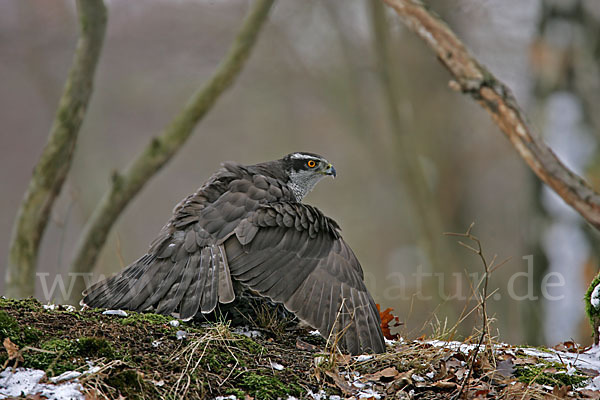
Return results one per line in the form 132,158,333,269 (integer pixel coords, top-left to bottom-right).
5,0,107,298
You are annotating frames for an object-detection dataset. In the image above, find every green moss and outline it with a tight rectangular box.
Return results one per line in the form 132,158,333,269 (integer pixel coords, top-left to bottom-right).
514,361,589,388
240,372,302,400
225,388,246,398
22,336,115,377
76,337,115,358
110,369,145,400
0,310,41,347
119,311,173,326
585,272,600,332
0,297,41,312
236,334,264,355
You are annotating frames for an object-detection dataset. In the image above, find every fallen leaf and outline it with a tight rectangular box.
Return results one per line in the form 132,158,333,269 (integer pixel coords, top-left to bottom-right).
432,380,457,389
494,358,515,380
324,370,355,394
296,337,320,352
3,337,23,365
376,304,402,340
363,366,399,382
551,384,570,398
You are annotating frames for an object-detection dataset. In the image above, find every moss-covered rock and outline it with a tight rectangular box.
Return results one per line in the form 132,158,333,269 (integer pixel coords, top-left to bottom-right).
585,272,600,345
514,360,589,388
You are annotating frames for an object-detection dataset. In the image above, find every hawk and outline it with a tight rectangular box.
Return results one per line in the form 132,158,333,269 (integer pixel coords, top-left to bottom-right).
82,152,386,354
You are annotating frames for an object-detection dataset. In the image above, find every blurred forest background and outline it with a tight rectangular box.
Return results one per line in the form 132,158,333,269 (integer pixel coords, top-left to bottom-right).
1,0,600,347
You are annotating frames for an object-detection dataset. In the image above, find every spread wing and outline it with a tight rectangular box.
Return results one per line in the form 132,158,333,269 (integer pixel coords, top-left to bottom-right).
82,163,291,320
225,202,386,354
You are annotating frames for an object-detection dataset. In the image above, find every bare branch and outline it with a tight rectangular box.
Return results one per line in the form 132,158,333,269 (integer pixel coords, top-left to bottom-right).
68,0,275,303
383,0,600,229
5,0,107,298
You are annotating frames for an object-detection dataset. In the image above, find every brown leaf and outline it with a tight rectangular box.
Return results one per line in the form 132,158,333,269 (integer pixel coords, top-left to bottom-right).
3,337,23,364
324,370,355,394
551,384,570,398
376,304,402,340
553,341,588,354
578,388,600,399
295,337,320,352
363,366,399,382
432,380,457,389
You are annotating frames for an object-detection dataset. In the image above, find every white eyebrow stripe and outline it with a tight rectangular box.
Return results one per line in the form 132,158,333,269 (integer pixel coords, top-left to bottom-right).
290,153,319,160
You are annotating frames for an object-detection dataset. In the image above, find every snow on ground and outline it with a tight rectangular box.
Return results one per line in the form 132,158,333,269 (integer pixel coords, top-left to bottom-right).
0,368,84,400
428,339,600,393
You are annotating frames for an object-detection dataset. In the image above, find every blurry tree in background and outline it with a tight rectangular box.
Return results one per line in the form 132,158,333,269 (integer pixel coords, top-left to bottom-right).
5,0,107,298
2,0,600,347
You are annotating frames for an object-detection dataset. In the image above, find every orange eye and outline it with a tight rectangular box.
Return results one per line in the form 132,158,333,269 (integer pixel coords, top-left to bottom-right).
307,160,316,168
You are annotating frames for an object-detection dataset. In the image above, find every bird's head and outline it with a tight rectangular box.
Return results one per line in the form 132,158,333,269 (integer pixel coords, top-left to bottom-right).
282,152,336,201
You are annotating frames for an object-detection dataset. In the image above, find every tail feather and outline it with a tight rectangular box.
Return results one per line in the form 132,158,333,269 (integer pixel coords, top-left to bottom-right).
218,245,235,304
200,246,219,313
126,259,173,310
82,242,231,319
156,255,197,315
82,256,150,308
138,257,187,311
179,247,211,320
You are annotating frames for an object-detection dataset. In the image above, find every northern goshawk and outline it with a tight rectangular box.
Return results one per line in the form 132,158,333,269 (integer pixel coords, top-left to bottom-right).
82,152,386,354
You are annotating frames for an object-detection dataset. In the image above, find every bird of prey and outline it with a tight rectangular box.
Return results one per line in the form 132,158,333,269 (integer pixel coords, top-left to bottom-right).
82,152,385,354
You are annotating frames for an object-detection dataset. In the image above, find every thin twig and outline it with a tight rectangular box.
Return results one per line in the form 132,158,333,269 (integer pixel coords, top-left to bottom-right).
445,223,493,400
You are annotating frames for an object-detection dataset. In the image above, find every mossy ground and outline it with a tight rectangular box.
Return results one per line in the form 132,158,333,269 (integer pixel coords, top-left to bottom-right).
0,298,317,399
1,298,597,399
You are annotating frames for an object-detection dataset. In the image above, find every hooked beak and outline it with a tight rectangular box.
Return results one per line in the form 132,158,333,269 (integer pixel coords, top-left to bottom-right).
324,163,336,178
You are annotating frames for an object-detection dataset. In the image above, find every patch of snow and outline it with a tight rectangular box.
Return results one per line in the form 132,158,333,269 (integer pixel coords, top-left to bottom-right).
0,368,84,400
309,330,320,336
356,354,373,362
169,320,180,327
412,374,426,382
152,340,162,348
592,284,600,309
49,370,81,383
305,389,327,400
270,361,284,371
214,396,237,400
232,326,262,338
43,304,58,310
84,365,101,375
176,330,187,340
102,309,128,317
358,389,381,399
426,371,435,379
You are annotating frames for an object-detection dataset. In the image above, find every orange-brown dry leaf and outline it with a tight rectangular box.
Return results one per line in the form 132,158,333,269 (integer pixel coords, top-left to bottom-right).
376,304,402,340
3,337,23,364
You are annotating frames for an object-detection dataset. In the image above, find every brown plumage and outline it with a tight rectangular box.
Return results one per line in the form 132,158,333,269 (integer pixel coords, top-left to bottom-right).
82,152,385,354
